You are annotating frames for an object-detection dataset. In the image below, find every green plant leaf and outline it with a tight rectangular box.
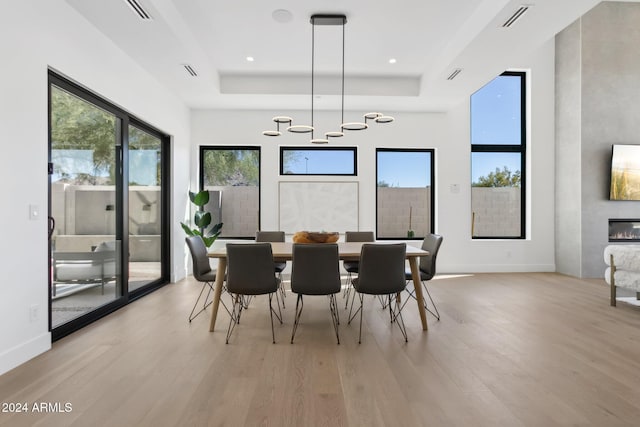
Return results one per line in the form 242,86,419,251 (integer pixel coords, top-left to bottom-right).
201,235,216,248
190,190,209,207
209,222,223,235
194,211,211,229
183,190,223,243
180,222,195,236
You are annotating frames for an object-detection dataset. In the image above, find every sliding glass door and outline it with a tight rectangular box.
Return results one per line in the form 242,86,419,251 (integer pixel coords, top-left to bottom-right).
128,125,163,291
48,71,169,339
49,84,123,329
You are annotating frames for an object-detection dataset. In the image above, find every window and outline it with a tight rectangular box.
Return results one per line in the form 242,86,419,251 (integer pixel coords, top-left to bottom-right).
280,147,357,176
376,149,435,239
200,146,260,238
471,71,526,239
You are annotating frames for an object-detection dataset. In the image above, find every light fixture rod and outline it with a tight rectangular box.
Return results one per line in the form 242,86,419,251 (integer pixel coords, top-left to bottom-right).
341,19,345,126
311,18,315,140
264,13,391,141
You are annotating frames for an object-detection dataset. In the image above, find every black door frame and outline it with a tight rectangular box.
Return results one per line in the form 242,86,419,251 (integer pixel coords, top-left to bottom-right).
48,70,170,340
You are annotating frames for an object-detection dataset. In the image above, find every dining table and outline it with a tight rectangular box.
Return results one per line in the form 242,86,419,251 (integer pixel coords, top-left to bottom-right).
207,241,430,332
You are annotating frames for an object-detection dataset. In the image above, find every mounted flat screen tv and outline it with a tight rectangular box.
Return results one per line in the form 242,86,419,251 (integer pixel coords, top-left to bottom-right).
610,144,640,200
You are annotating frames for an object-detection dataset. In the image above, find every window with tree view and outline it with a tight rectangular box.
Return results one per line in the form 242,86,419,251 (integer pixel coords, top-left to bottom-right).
200,146,260,238
471,71,526,239
376,149,435,239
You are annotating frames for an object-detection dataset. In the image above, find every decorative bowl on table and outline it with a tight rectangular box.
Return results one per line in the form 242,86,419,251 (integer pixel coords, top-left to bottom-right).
292,231,340,244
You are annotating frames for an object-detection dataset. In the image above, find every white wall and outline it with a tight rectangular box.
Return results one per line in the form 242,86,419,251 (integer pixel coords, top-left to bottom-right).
190,39,557,274
556,2,640,278
444,40,557,272
0,1,191,375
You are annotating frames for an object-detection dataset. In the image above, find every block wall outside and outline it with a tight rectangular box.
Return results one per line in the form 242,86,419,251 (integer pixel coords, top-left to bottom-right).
56,185,521,244
471,187,521,237
206,186,259,237
377,187,431,238
50,184,161,261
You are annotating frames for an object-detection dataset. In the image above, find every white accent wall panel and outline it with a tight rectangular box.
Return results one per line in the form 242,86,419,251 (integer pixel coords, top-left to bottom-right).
279,182,358,233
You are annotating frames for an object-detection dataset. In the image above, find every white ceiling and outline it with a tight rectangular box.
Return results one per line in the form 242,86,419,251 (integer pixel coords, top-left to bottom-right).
66,0,615,112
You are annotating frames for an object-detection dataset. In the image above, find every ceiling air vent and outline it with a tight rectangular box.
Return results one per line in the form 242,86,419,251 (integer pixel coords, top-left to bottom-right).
502,5,531,28
183,64,198,77
123,0,152,20
447,68,462,81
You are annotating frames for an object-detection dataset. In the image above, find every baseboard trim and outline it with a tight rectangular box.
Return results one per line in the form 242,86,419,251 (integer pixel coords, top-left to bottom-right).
0,332,51,376
439,263,556,273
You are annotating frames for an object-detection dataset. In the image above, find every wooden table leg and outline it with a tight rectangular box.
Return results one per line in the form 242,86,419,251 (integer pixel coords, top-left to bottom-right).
208,257,227,332
409,257,428,330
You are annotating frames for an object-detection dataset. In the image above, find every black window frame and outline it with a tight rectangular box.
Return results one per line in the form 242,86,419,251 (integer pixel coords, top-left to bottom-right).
279,146,358,176
199,145,261,240
375,148,436,240
471,71,526,240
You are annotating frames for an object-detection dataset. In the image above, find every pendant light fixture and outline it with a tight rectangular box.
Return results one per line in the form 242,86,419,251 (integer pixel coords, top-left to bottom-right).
262,14,394,143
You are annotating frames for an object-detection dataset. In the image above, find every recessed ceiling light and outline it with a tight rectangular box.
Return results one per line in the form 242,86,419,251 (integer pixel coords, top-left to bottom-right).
389,58,397,64
246,56,254,62
272,9,293,23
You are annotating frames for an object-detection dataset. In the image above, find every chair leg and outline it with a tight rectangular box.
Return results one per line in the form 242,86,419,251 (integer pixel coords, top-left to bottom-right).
390,296,408,342
421,282,440,320
402,280,440,321
278,272,286,309
218,287,232,318
378,294,390,310
343,272,353,309
347,286,358,313
272,291,283,325
242,295,253,309
268,293,277,344
226,294,243,344
291,294,304,344
329,294,340,344
189,282,214,322
348,291,362,325
358,293,364,344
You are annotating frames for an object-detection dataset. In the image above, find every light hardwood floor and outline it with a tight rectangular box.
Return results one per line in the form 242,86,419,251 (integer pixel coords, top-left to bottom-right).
2,273,640,426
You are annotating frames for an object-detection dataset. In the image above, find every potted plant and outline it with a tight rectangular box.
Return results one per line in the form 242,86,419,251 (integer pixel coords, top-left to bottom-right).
407,206,415,238
181,190,223,248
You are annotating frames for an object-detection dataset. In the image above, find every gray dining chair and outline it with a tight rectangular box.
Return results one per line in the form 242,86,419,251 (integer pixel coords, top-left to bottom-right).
255,230,287,308
402,233,443,320
290,243,342,344
185,235,229,323
348,243,408,343
225,243,283,344
343,231,375,309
